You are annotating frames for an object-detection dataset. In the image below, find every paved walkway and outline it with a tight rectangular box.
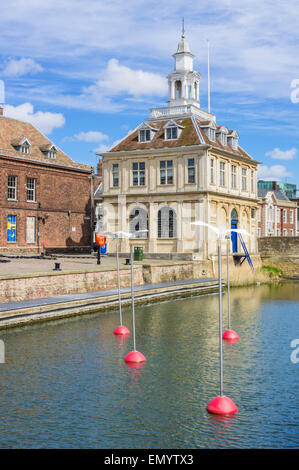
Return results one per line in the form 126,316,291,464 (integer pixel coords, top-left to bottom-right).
0,278,217,312
0,254,190,276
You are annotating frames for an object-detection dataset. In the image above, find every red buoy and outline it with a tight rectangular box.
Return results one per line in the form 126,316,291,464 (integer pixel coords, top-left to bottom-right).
114,325,130,336
223,329,239,341
207,396,238,415
124,350,146,364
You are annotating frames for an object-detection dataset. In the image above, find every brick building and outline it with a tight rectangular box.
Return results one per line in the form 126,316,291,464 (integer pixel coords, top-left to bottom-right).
0,107,93,253
257,187,297,237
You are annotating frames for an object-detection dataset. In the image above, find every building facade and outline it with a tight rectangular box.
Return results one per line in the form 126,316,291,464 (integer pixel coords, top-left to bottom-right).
257,188,297,237
0,108,93,253
99,34,260,258
258,180,297,200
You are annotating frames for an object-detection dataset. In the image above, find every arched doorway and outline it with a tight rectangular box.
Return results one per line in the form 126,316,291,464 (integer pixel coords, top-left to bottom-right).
231,208,238,252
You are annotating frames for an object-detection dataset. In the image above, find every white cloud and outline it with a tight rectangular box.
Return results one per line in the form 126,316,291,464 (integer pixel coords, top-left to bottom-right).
93,58,167,97
3,58,43,77
93,127,137,154
94,139,121,154
24,58,167,113
0,0,298,102
258,164,292,181
93,143,111,153
266,147,297,161
74,131,108,142
4,102,65,134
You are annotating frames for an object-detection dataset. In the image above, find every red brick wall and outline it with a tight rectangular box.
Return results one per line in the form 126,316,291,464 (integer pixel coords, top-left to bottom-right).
0,156,92,252
258,205,263,236
275,206,296,236
258,202,296,237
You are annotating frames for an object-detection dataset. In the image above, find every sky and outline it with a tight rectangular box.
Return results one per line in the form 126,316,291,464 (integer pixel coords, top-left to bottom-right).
0,0,299,190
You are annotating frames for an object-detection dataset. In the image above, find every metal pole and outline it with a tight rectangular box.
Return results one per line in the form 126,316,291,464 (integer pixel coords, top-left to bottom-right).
207,40,211,114
227,238,231,330
37,203,41,255
97,246,101,264
37,219,40,255
130,245,136,351
90,168,94,253
218,239,224,397
116,238,122,326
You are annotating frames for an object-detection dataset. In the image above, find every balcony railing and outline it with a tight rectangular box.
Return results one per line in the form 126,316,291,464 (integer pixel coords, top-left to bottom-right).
150,104,216,122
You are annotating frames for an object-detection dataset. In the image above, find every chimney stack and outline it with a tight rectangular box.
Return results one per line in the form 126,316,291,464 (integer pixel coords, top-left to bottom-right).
97,158,103,177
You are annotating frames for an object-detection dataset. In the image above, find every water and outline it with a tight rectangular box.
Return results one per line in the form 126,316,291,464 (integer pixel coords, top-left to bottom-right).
0,282,298,448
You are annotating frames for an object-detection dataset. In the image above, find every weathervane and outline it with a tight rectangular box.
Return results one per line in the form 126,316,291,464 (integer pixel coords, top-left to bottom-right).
182,17,185,38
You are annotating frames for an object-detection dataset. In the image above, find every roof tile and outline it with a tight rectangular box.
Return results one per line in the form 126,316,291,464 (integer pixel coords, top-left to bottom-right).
110,116,253,160
0,116,91,171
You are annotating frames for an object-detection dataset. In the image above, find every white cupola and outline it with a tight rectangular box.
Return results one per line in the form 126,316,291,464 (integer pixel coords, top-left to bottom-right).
167,32,201,109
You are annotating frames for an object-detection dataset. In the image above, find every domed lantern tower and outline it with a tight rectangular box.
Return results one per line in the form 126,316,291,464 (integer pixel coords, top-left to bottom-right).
167,32,201,109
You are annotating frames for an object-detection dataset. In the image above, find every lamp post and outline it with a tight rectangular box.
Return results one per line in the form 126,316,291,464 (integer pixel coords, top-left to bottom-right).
104,230,147,360
37,202,41,255
124,243,146,364
105,231,130,336
191,221,248,415
222,237,239,341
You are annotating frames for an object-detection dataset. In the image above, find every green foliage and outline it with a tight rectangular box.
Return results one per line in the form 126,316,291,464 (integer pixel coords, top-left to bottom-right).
259,265,282,277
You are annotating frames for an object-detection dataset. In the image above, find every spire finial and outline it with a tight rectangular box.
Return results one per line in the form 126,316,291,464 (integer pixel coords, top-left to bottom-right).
182,17,185,38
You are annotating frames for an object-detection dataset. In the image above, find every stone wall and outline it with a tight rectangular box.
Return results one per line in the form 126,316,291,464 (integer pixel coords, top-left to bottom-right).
258,236,299,256
144,263,194,284
0,255,263,303
258,236,299,277
0,268,144,303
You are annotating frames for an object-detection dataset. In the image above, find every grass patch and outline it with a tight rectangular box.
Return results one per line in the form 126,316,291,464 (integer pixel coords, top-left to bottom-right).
259,265,283,277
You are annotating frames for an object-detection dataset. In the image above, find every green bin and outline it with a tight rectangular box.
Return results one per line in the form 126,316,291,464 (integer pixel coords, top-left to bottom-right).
134,246,143,261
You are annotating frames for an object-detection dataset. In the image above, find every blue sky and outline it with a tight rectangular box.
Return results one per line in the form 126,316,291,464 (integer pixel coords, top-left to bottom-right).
0,0,299,190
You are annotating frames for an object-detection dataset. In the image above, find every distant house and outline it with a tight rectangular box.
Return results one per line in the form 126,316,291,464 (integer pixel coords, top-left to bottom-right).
0,107,93,253
258,180,297,200
257,188,297,237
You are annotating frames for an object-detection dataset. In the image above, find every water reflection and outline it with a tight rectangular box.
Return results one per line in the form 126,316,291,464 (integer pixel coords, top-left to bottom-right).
207,413,236,433
114,335,130,349
0,282,298,448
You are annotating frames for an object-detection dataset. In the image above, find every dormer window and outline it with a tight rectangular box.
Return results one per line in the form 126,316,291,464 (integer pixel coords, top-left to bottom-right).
40,143,57,159
209,128,216,142
11,137,31,154
139,129,151,142
48,150,57,159
138,123,157,143
227,130,239,150
20,145,29,153
231,138,238,150
216,127,228,146
164,120,184,141
166,126,178,140
200,121,216,142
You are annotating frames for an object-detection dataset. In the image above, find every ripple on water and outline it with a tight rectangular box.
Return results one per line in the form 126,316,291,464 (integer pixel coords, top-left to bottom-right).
0,283,298,448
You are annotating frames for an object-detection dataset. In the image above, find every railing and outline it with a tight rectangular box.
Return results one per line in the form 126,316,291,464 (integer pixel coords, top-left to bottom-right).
150,105,216,122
